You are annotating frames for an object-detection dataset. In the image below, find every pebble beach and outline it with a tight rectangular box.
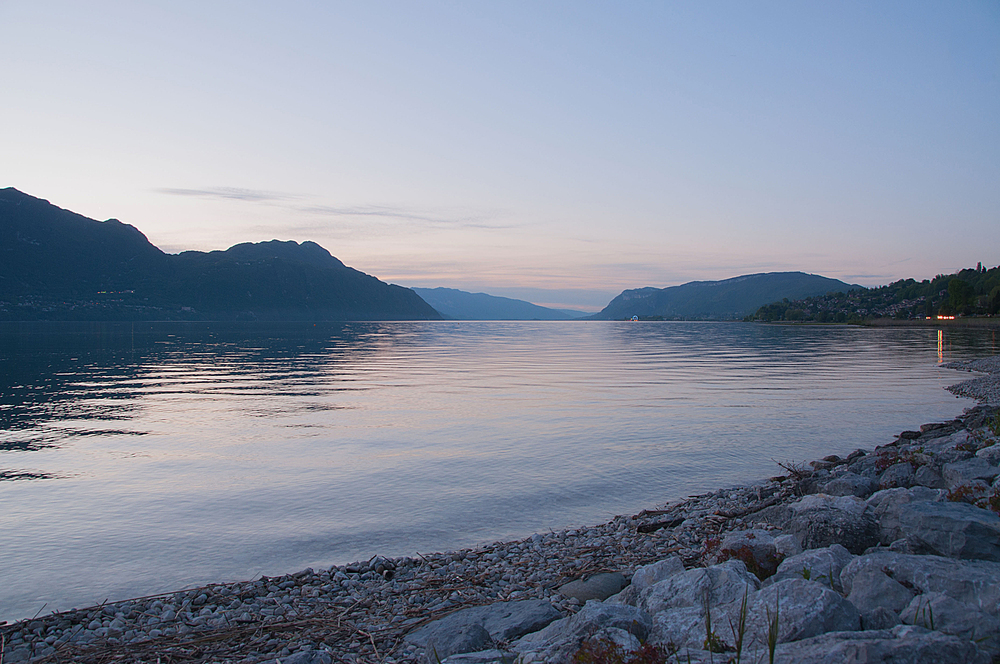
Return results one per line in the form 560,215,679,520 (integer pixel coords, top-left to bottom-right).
3,356,999,664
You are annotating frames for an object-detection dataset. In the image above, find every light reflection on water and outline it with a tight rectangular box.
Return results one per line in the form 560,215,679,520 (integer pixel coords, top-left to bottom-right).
0,321,996,622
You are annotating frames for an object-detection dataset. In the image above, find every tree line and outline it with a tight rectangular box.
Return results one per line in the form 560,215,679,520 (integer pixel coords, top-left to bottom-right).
748,263,1000,323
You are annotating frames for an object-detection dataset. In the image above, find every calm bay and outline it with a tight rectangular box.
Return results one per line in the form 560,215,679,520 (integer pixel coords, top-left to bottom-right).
1,321,996,623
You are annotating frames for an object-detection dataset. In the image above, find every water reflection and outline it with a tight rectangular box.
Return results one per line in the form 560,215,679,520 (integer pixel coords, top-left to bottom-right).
0,320,996,623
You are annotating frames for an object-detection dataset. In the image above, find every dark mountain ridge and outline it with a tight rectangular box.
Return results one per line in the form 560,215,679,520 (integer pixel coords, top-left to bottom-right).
592,272,863,320
0,188,441,321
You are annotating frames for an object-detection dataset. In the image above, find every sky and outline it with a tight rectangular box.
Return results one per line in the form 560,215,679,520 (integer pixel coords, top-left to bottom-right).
1,2,998,311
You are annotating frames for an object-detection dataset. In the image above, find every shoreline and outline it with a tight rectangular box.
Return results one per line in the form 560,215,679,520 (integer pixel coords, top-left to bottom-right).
3,361,999,663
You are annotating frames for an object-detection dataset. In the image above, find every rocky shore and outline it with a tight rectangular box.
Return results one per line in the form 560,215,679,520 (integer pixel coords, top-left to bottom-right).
3,359,1000,664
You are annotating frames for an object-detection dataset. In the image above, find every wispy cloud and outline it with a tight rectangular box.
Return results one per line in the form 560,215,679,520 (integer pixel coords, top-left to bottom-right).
299,204,516,230
156,187,295,202
155,186,516,231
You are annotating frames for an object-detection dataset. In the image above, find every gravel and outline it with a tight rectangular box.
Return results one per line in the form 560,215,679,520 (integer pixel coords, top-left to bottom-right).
946,356,1000,404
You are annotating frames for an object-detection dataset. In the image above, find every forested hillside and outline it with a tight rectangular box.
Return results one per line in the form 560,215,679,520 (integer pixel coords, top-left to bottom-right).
750,264,1000,322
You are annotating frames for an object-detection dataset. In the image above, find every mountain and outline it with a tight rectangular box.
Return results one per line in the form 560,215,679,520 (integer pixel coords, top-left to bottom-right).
591,272,863,320
751,265,1000,322
411,287,585,320
0,188,441,321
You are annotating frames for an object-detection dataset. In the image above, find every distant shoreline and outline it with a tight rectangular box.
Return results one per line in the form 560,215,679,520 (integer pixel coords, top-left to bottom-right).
862,317,1000,328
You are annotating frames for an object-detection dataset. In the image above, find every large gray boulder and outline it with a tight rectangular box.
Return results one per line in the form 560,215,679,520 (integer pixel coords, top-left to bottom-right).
420,624,492,664
607,556,684,606
785,494,880,554
746,578,861,644
638,560,759,615
771,626,991,664
860,606,901,631
630,555,685,592
840,552,1000,619
646,605,720,653
822,472,877,498
913,464,947,489
879,462,916,489
281,652,334,664
943,457,1000,488
558,572,627,602
922,429,974,454
645,567,857,652
867,487,945,545
845,566,916,614
900,592,1000,656
406,599,561,661
440,651,516,664
764,544,854,593
977,444,1000,465
512,601,651,662
898,501,1000,561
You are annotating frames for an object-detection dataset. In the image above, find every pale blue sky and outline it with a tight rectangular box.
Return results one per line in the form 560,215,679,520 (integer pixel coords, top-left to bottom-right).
2,1,998,310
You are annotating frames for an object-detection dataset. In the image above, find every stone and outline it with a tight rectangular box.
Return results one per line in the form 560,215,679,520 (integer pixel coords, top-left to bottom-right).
866,487,945,545
943,458,1000,488
785,494,880,554
713,529,781,578
647,605,731,653
898,501,1000,561
900,592,1000,655
976,444,1000,465
586,627,641,653
913,464,946,489
639,560,759,615
647,577,861,654
879,462,915,489
765,544,853,593
559,572,627,602
840,552,1000,620
770,626,991,664
422,624,492,664
281,651,334,664
512,601,652,663
860,607,900,630
607,556,684,605
773,534,802,559
629,556,684,593
406,600,561,647
845,566,916,614
822,472,877,498
745,578,860,644
440,650,517,664
947,480,993,505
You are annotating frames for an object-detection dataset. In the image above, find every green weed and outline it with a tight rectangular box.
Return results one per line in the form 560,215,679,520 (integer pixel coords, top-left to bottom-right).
765,593,780,664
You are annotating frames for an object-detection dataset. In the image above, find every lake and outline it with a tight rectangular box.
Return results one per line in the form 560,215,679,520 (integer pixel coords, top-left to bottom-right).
1,321,996,623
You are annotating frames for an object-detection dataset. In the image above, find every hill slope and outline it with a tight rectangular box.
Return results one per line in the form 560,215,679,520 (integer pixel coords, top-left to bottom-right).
411,287,583,320
751,265,1000,322
591,272,862,320
0,188,441,321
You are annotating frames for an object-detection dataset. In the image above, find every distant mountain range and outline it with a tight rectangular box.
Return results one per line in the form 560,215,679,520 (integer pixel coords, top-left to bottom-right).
0,188,440,321
1,187,876,324
591,272,863,320
411,287,585,320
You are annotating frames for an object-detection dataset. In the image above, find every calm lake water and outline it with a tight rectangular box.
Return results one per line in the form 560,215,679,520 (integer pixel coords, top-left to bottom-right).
1,321,997,622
